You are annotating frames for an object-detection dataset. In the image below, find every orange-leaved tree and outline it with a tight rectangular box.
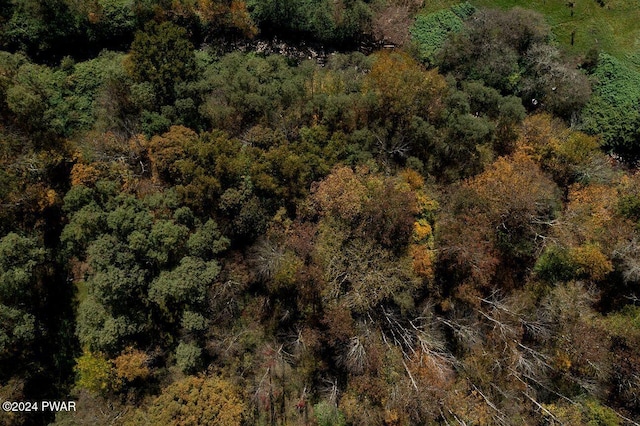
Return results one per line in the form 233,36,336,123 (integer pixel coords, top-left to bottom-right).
438,150,560,292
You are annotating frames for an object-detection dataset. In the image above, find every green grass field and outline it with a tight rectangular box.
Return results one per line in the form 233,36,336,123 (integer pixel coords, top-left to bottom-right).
421,0,640,68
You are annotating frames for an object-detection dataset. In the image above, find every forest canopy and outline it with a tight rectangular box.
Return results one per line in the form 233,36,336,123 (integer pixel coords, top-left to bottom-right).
1,1,640,425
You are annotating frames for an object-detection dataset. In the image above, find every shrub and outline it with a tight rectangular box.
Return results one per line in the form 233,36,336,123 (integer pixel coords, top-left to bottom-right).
410,9,465,66
581,53,640,163
175,341,202,374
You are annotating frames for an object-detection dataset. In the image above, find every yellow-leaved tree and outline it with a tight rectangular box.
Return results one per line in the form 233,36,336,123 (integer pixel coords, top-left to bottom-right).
133,375,245,426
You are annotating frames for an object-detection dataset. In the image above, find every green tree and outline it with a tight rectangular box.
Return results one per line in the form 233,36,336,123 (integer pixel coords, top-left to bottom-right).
0,51,27,115
5,62,68,135
128,21,196,105
199,52,306,133
187,219,230,260
0,305,36,364
439,8,590,119
0,233,45,374
174,341,202,373
66,50,130,132
66,187,228,358
247,0,372,44
86,0,137,44
2,0,83,56
149,256,219,313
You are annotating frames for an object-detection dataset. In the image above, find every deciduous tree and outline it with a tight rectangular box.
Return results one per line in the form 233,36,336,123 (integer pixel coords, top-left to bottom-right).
128,21,196,105
143,375,245,426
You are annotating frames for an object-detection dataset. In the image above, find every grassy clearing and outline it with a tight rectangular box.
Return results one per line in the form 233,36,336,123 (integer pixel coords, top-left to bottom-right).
419,0,640,68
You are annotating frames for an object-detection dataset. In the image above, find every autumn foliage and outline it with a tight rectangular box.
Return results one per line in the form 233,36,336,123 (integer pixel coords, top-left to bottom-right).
2,3,640,425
